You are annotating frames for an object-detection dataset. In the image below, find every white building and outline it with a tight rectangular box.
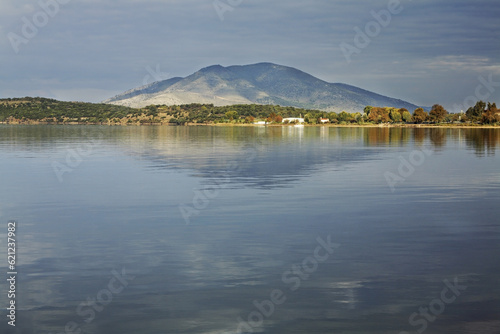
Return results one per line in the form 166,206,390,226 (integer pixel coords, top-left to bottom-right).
282,117,305,124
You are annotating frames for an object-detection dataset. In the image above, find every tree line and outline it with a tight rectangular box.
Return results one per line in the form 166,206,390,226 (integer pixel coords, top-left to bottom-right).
0,97,498,126
162,101,500,125
0,97,140,123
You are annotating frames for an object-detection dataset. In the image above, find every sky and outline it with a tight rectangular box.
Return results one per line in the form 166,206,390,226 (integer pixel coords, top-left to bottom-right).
1,0,499,112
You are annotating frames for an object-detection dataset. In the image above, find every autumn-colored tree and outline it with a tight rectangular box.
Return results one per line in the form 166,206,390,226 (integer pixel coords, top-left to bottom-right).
482,105,500,124
265,112,283,123
429,104,448,123
368,107,390,123
447,113,461,123
244,116,255,124
413,108,428,124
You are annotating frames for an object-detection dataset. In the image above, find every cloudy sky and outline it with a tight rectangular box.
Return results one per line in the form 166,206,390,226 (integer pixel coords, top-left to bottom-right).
1,0,499,111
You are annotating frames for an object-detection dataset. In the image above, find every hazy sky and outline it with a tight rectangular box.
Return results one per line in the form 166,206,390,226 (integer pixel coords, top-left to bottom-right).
1,0,499,112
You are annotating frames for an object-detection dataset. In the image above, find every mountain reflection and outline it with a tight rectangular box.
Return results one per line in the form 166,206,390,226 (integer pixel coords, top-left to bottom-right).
109,126,500,189
119,127,389,189
1,124,499,167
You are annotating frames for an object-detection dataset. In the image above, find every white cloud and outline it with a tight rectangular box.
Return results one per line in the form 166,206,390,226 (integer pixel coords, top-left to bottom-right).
423,56,500,74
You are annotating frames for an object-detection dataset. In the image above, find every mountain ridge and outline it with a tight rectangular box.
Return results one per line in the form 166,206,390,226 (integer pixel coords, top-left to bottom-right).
104,63,419,112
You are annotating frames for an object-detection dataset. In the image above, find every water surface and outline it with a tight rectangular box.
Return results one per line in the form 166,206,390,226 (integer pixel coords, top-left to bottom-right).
0,125,499,333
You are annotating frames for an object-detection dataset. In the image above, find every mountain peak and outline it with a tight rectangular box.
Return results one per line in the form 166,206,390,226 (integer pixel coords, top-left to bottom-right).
199,64,225,72
104,63,419,112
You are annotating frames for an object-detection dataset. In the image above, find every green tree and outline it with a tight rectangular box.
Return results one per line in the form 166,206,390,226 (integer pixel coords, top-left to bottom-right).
225,110,238,121
466,101,486,122
304,113,316,124
337,111,351,123
146,105,158,117
364,106,373,117
402,111,413,123
327,112,338,123
398,108,408,116
389,109,402,123
352,112,362,124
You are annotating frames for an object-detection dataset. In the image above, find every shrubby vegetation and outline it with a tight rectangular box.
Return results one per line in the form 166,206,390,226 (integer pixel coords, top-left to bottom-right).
0,98,322,125
0,97,141,124
0,97,498,126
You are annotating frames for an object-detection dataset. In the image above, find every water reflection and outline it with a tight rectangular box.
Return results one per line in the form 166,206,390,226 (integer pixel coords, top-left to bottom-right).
363,127,413,147
1,125,499,190
463,128,500,156
113,127,499,190
0,125,499,334
429,128,447,149
113,127,392,189
1,125,499,155
413,127,426,145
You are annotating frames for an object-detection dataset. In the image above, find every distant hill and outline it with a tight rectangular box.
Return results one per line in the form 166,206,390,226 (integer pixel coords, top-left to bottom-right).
0,97,140,123
103,63,420,113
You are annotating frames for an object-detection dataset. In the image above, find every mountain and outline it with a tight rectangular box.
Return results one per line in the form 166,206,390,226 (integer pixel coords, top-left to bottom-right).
103,63,419,112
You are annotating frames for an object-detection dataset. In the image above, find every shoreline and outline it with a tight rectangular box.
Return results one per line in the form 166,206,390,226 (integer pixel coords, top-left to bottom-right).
1,122,498,129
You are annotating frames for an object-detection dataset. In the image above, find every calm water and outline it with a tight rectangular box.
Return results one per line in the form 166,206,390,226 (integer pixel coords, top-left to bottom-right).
0,125,499,334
